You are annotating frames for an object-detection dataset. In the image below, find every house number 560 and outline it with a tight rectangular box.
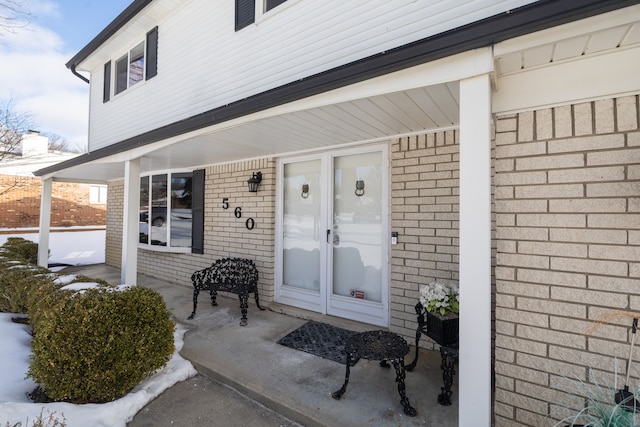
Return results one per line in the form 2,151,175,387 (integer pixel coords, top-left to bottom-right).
221,198,255,230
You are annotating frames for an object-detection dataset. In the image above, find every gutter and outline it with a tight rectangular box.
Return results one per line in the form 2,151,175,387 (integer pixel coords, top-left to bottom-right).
70,65,89,84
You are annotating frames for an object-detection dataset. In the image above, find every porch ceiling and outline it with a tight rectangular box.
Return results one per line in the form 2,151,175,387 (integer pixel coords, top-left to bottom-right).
52,82,460,182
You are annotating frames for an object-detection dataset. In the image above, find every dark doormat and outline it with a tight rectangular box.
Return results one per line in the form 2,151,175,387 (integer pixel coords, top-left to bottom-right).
277,321,360,365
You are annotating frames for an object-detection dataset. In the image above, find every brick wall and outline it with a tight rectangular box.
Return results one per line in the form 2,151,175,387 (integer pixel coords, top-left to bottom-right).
106,159,276,299
0,174,106,228
493,95,640,426
389,130,462,348
105,179,123,266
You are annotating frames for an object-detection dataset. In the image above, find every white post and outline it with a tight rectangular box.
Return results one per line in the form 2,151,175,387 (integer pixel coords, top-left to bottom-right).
37,178,52,268
459,73,492,426
121,158,140,285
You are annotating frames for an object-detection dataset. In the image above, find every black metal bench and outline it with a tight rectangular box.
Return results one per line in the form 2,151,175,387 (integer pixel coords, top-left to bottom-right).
187,257,265,326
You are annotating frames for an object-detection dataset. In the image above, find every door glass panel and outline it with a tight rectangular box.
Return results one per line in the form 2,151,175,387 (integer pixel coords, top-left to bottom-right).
283,160,321,292
333,152,382,303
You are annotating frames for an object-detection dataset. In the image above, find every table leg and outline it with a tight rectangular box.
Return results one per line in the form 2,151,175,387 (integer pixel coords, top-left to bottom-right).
391,358,417,417
437,347,457,406
332,353,352,400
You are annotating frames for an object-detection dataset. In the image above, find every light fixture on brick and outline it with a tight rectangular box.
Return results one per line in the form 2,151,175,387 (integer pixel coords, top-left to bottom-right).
247,171,262,193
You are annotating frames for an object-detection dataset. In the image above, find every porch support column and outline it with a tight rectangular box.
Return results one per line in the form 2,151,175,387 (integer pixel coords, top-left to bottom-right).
121,158,140,285
459,73,492,426
37,178,52,268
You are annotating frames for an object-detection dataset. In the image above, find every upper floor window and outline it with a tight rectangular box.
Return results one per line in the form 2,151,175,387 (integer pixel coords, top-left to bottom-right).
235,0,288,31
116,41,144,94
104,27,158,102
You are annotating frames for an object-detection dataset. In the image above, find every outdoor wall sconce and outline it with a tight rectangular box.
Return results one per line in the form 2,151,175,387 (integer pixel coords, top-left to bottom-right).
301,184,309,199
355,180,365,197
247,172,262,193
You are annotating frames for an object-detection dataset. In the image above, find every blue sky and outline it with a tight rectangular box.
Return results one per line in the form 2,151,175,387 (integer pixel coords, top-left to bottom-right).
0,0,132,150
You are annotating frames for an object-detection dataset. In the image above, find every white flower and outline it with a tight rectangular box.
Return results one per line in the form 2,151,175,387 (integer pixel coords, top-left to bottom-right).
419,281,459,315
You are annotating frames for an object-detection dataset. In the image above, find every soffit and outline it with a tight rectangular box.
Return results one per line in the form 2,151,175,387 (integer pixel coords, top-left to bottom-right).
48,82,460,182
494,5,640,76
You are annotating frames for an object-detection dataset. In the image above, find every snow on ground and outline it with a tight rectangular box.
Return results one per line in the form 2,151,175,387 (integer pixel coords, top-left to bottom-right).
0,312,197,426
0,231,197,426
0,228,106,267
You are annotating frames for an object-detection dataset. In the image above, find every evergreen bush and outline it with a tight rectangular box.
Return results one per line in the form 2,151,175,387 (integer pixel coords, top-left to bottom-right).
1,238,39,264
28,285,175,403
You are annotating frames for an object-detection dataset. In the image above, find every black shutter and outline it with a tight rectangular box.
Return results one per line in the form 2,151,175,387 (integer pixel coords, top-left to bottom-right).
235,0,255,31
103,61,111,103
191,169,205,254
146,26,158,80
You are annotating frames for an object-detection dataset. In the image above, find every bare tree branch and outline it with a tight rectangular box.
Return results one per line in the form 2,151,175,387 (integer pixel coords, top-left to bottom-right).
0,98,34,162
0,0,30,36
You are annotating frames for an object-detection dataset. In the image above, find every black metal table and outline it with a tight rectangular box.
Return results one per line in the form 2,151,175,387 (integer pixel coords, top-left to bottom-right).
331,330,417,416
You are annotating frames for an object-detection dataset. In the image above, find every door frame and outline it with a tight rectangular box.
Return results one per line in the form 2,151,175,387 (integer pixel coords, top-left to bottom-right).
274,143,390,326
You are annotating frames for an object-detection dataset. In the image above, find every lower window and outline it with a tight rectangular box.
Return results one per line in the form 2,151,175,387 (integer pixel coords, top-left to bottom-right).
139,172,193,249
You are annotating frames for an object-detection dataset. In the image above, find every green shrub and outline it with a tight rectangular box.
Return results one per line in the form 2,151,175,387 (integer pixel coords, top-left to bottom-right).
0,265,54,313
0,238,39,264
28,285,175,403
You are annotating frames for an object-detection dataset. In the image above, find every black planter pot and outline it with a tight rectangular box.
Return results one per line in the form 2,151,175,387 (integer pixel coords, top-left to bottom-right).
425,311,459,347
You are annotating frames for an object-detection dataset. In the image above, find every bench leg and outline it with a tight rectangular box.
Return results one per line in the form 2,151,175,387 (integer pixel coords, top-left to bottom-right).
210,289,218,306
239,293,249,327
187,288,200,320
254,288,266,311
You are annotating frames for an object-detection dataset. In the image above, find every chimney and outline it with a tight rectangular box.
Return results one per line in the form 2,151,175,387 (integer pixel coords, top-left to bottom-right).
21,130,49,157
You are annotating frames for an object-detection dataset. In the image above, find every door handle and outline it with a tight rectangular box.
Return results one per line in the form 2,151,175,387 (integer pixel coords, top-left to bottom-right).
326,229,330,243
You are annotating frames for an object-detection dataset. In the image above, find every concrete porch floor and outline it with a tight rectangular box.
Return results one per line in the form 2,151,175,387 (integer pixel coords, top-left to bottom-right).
61,264,459,427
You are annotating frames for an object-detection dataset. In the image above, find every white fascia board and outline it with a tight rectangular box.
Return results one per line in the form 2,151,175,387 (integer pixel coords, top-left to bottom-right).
494,4,640,57
493,46,640,114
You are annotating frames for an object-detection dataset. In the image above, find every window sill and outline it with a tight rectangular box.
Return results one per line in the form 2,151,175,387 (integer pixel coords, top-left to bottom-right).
138,244,192,254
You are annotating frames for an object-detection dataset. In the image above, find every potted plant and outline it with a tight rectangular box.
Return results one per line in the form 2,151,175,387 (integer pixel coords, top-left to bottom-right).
418,281,459,347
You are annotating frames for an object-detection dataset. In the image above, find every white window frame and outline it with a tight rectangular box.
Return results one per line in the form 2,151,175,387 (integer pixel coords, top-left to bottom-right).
138,169,194,253
255,0,297,23
114,41,146,96
89,185,107,205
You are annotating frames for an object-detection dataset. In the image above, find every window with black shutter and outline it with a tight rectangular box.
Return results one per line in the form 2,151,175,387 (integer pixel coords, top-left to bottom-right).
235,0,255,31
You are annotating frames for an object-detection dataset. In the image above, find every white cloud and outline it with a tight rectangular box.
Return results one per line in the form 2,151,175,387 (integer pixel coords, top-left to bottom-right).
0,22,88,150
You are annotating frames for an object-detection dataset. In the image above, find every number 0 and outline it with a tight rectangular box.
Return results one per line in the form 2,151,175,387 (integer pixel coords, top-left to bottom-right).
246,218,255,230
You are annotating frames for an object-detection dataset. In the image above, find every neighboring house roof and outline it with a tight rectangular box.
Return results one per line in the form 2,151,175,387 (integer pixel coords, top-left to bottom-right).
36,0,639,178
0,152,78,177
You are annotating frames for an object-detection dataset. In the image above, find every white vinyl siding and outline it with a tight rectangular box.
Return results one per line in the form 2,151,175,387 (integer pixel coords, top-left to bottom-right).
85,0,537,151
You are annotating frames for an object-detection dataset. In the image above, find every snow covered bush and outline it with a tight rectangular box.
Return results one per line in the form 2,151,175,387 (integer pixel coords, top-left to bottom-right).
28,285,175,403
0,239,54,313
1,237,39,264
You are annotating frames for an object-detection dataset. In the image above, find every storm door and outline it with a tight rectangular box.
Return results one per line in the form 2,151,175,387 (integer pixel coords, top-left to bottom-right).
276,145,389,326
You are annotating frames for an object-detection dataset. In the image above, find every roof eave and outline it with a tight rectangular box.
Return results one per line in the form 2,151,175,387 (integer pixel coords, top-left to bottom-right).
65,0,154,71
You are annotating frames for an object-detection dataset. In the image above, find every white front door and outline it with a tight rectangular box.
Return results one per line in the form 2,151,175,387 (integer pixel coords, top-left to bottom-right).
276,144,389,326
